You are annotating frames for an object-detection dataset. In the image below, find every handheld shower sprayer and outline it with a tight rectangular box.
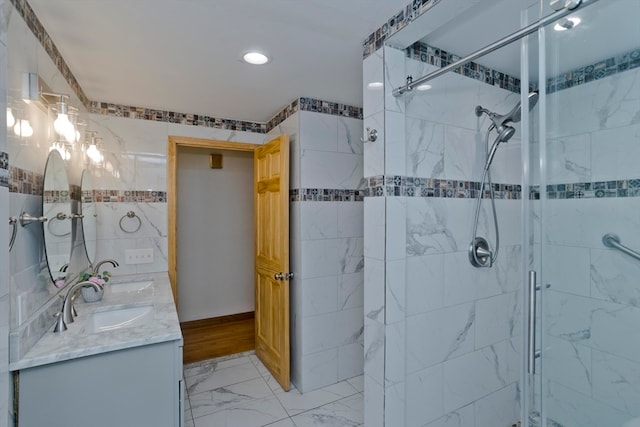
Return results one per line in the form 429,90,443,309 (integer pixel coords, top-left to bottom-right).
469,91,539,268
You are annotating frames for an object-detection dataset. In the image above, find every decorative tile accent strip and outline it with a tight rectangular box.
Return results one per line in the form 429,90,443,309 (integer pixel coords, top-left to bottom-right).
408,42,530,94
298,97,363,119
290,188,365,202
545,178,640,200
546,48,640,94
266,98,363,133
89,101,267,133
365,175,522,199
10,0,91,110
266,99,299,132
92,189,167,203
0,151,8,188
362,0,443,58
9,166,43,196
43,190,70,203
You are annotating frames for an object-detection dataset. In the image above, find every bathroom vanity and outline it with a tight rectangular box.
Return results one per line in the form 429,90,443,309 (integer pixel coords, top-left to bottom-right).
11,273,183,427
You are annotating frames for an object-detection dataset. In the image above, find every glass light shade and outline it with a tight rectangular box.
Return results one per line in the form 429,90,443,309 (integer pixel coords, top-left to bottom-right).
13,119,33,137
6,108,15,128
53,113,73,136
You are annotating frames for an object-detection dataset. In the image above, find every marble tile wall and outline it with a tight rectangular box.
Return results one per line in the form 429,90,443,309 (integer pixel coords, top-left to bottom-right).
269,110,365,394
363,45,523,427
540,66,640,427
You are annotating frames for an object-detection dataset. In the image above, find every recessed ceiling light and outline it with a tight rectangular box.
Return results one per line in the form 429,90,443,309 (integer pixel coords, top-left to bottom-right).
554,17,581,31
243,51,269,65
367,82,383,89
416,84,432,91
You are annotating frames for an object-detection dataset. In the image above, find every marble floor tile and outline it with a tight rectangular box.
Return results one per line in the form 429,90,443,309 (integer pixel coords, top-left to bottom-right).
291,393,364,427
275,380,359,416
186,358,262,396
190,377,275,419
192,396,289,427
184,352,364,427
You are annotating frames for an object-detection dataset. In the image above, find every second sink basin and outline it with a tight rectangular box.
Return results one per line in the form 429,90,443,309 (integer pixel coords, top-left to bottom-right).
90,305,153,332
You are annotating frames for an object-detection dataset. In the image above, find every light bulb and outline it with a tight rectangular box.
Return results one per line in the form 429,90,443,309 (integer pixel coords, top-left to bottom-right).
6,108,15,128
54,113,72,136
64,125,76,143
13,119,33,137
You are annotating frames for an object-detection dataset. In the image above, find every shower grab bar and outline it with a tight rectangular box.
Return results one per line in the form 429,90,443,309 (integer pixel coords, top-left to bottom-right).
602,233,640,262
392,0,600,97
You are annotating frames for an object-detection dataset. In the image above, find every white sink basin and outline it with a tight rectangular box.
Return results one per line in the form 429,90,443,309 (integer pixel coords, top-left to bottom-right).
109,279,154,293
90,305,153,332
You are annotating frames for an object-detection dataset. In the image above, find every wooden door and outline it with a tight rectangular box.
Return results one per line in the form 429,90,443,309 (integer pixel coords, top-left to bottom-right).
254,134,290,391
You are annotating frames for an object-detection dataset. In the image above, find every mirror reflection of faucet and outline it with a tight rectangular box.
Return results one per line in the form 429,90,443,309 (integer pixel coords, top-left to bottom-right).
92,259,120,276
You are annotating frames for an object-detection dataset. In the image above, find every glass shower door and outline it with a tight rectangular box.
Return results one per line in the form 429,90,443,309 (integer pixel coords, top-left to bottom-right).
536,0,640,425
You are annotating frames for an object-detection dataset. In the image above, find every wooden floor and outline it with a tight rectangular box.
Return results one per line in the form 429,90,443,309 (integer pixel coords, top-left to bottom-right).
180,312,255,364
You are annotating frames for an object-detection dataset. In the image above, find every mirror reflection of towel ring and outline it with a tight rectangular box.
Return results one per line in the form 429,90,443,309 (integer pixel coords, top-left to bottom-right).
47,212,72,237
119,211,142,233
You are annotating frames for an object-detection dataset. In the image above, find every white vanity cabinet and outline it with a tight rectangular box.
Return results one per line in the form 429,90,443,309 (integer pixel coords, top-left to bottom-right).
18,339,183,427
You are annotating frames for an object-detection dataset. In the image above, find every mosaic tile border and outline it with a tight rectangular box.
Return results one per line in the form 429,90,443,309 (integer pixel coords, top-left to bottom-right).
365,176,640,201
266,98,364,133
362,0,443,58
266,99,300,132
10,0,91,110
408,42,530,94
43,190,70,204
290,188,365,202
365,175,522,200
0,151,8,188
89,101,267,133
91,189,167,203
9,166,43,196
546,48,640,94
544,178,640,200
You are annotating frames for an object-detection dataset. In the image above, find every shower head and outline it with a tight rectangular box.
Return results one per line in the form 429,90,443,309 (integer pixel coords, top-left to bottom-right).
475,91,539,142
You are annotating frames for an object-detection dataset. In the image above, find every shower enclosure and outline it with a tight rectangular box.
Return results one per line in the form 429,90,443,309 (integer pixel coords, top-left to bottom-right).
362,0,640,425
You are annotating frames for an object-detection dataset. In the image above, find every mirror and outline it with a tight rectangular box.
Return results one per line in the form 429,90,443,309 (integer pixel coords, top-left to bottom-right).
42,150,72,283
81,170,97,266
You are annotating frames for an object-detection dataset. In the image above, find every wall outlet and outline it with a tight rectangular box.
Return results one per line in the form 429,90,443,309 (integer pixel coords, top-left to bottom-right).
125,248,154,265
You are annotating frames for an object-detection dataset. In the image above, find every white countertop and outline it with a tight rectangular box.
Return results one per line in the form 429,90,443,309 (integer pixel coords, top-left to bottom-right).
10,272,183,371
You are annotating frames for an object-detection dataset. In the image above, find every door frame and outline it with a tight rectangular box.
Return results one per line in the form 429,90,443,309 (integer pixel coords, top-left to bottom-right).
167,136,260,306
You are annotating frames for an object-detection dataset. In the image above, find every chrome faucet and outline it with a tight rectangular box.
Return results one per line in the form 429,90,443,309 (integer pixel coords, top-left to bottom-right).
92,259,119,275
54,280,103,333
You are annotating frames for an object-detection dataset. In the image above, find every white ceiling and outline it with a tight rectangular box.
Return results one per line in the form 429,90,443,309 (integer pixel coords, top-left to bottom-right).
26,0,640,125
27,0,409,123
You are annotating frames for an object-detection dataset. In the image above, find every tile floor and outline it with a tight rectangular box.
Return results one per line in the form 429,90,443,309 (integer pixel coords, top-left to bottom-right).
183,351,364,427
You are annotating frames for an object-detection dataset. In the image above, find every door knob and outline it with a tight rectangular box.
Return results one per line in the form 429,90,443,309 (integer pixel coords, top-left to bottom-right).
285,272,294,280
274,272,284,280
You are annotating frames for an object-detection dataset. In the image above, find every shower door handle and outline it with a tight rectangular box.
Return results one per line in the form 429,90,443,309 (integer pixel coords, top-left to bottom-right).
527,270,541,375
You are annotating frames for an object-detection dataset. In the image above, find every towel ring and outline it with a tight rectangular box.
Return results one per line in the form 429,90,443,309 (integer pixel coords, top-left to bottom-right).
119,211,142,233
47,212,72,237
8,217,17,251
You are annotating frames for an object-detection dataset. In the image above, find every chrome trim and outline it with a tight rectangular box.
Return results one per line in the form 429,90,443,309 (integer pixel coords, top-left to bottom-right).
602,233,640,262
392,0,599,97
527,270,537,375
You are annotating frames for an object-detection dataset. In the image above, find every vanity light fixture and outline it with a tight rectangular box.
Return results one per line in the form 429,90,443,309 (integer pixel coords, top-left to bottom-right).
243,51,270,65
